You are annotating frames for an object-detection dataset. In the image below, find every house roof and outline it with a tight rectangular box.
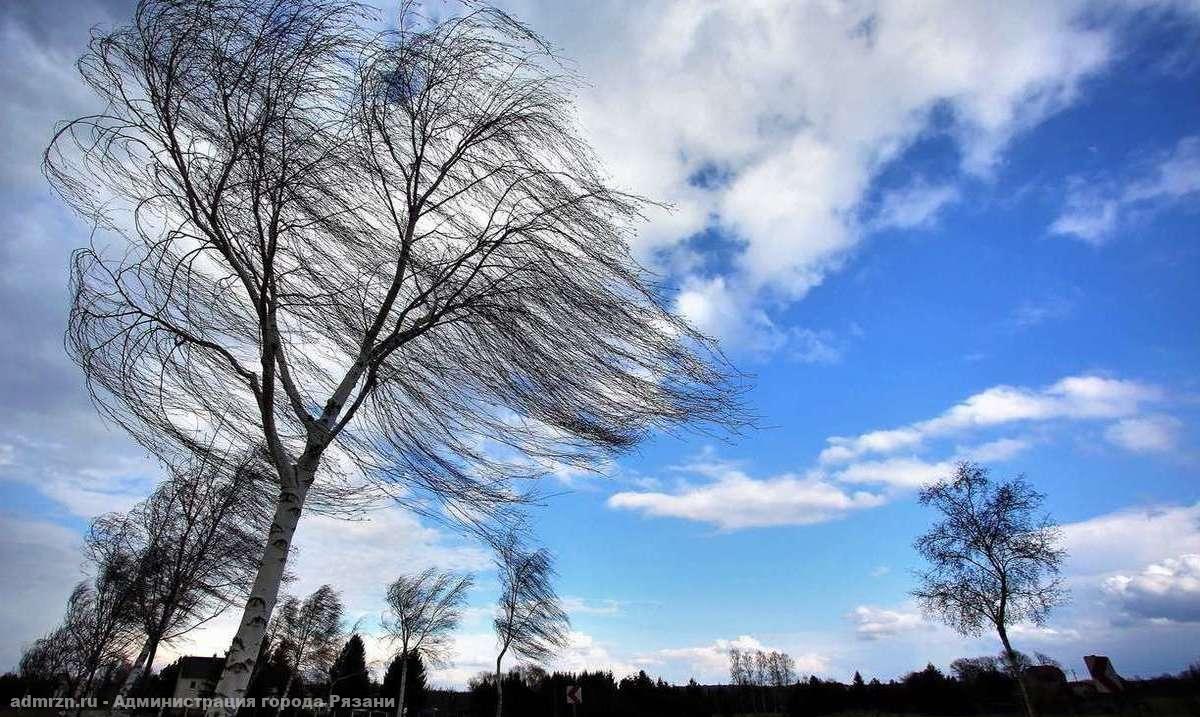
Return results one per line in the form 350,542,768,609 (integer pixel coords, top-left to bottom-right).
177,656,225,681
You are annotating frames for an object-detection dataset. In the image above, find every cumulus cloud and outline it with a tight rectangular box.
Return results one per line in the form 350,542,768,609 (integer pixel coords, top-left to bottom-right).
673,276,845,363
609,373,1175,530
1060,503,1200,578
1102,554,1200,623
834,457,955,489
650,635,828,682
1051,135,1200,244
873,182,961,231
848,605,930,640
608,463,885,530
507,0,1114,345
820,375,1162,464
1104,415,1183,453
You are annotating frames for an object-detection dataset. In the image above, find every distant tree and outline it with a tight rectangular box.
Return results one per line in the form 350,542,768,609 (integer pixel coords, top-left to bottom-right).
852,671,865,688
950,656,1002,683
767,651,796,687
328,634,371,706
18,630,79,696
88,455,271,696
728,648,750,687
913,462,1067,717
56,565,140,699
272,586,345,704
382,569,472,717
492,538,568,717
381,655,427,716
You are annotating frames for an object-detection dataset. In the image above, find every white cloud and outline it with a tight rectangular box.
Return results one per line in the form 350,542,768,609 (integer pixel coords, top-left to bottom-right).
848,605,930,641
673,276,844,363
562,597,625,617
821,375,1162,464
609,374,1174,530
1009,295,1077,331
649,635,828,682
1060,503,1200,577
608,465,885,530
508,0,1113,344
835,457,953,489
1104,415,1183,453
873,182,960,230
1102,554,1200,623
1051,135,1200,244
958,437,1032,462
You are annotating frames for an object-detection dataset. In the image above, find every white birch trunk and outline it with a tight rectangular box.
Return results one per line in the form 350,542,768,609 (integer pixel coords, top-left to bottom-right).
116,641,151,698
206,478,309,717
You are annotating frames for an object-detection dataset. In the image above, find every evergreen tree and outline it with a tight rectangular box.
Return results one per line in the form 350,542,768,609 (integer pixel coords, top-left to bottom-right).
852,671,865,688
382,654,426,716
329,635,371,703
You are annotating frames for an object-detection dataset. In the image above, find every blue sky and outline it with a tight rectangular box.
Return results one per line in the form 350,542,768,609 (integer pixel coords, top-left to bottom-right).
1,0,1198,688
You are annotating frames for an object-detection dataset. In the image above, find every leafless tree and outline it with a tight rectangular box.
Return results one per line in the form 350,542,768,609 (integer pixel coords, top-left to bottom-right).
912,462,1067,717
767,650,796,687
19,629,80,697
492,537,568,717
45,1,742,709
87,455,275,697
54,574,140,701
271,585,345,706
382,569,472,717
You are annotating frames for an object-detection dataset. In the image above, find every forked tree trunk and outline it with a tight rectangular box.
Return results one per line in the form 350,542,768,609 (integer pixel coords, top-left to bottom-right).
207,478,309,717
394,654,409,717
998,626,1038,717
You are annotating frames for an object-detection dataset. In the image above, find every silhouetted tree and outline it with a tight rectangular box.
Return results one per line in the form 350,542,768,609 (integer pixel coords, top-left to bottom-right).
47,2,742,711
913,462,1067,717
89,455,272,696
56,566,140,700
382,654,427,716
328,634,371,709
492,537,568,717
382,569,471,716
272,586,344,704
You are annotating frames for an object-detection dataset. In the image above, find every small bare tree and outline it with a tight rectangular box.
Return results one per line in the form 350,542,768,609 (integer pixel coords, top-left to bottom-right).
56,574,140,700
88,455,274,697
492,538,568,717
912,462,1067,717
46,2,742,710
271,585,345,706
382,569,472,717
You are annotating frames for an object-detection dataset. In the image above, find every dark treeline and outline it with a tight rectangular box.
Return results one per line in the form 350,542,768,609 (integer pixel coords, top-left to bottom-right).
448,661,1200,717
4,653,1199,716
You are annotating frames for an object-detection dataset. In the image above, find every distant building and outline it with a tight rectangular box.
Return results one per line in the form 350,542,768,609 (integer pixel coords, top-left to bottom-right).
173,656,225,700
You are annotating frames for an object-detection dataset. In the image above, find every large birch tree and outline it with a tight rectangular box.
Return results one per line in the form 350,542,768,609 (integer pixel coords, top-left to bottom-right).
46,1,742,712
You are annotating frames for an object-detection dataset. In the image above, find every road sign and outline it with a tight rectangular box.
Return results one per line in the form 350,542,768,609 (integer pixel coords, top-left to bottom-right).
566,686,582,705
